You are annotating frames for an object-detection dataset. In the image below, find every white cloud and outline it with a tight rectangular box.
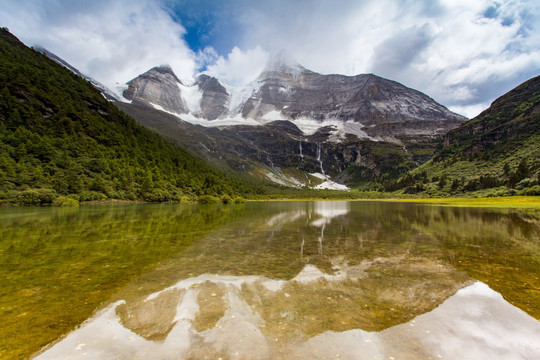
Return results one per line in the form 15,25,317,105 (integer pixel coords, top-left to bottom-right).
205,46,270,86
0,0,197,89
195,47,220,71
449,103,491,119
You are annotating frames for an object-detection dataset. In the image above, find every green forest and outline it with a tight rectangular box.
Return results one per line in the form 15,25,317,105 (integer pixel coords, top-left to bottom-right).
0,28,256,205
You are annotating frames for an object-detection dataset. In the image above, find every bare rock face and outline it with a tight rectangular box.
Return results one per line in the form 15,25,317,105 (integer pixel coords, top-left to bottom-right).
124,65,188,115
240,58,466,141
196,74,229,120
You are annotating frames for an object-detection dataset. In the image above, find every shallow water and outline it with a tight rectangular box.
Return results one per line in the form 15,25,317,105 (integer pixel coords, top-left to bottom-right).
1,201,540,359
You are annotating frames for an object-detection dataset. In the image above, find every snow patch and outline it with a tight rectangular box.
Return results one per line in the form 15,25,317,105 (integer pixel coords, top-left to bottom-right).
148,104,262,128
182,113,261,127
262,110,287,121
113,83,130,103
291,118,374,142
150,102,167,113
310,172,327,180
221,79,264,113
292,118,333,136
265,171,303,188
278,86,292,94
310,173,349,191
177,82,202,114
263,169,348,191
314,180,350,191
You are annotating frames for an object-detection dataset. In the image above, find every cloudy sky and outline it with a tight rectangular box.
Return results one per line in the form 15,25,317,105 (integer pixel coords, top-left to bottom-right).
1,0,539,118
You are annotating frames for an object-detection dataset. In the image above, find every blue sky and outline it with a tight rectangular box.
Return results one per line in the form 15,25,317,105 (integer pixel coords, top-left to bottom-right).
164,0,242,56
1,0,539,118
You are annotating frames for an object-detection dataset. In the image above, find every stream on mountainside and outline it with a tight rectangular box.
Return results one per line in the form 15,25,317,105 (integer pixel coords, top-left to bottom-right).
1,201,539,359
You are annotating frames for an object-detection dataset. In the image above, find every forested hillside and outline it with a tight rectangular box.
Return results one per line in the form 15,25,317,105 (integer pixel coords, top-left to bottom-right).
387,75,540,197
0,28,254,205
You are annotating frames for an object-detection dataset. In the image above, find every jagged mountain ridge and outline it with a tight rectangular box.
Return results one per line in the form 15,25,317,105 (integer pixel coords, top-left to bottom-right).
122,59,467,143
242,61,466,139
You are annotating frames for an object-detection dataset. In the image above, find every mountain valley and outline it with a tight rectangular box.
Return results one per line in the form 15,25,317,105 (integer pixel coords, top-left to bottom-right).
118,57,466,189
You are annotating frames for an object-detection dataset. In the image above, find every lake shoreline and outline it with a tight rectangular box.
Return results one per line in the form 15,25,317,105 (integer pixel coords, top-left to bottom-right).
247,196,540,209
1,195,539,209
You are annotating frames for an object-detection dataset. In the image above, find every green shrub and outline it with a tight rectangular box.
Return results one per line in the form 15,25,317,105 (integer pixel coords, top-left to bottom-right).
520,185,540,196
16,188,57,206
78,191,107,202
52,196,79,207
143,189,172,202
180,196,192,204
233,196,246,203
221,195,232,204
197,195,220,204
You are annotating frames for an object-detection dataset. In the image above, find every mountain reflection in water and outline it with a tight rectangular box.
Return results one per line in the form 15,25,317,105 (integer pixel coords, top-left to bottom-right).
2,201,538,359
37,272,539,359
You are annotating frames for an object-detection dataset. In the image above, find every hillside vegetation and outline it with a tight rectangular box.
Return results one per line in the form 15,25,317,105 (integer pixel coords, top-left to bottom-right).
0,28,255,205
386,75,540,197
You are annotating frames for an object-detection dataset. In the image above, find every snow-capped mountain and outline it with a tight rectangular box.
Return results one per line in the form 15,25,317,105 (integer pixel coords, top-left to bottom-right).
116,56,469,189
37,47,467,189
121,56,467,143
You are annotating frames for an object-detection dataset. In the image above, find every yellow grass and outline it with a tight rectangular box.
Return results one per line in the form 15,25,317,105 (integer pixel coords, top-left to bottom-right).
384,196,540,208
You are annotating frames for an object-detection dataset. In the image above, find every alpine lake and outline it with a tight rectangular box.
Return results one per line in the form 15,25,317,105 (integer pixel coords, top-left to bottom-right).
1,201,539,359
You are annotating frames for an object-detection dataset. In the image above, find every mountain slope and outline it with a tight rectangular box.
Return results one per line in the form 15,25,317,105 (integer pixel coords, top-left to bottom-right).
116,100,437,190
0,28,252,204
389,75,540,195
123,59,467,144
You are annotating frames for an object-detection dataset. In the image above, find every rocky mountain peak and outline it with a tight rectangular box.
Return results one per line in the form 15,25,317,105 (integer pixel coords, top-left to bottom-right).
123,64,187,114
148,64,182,84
